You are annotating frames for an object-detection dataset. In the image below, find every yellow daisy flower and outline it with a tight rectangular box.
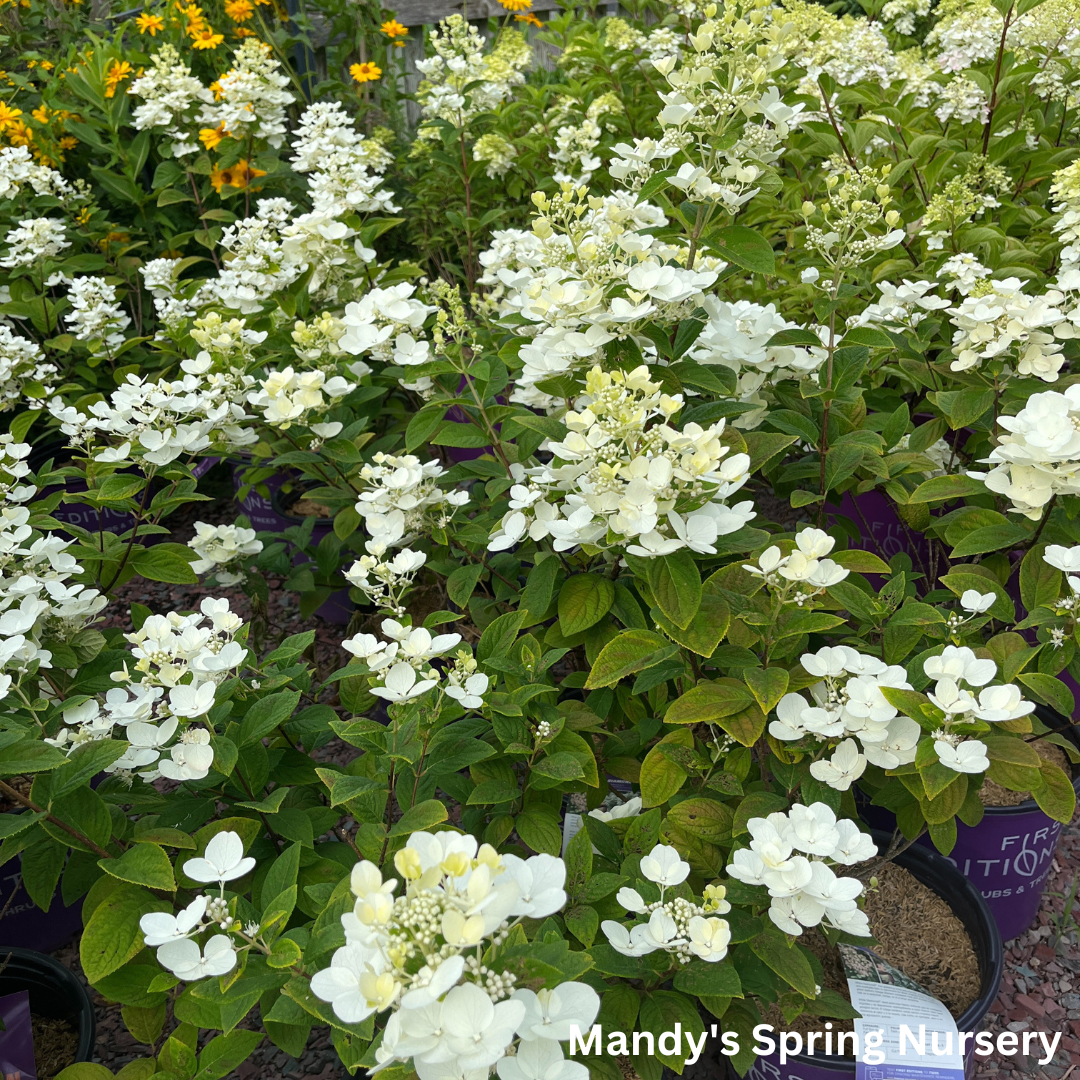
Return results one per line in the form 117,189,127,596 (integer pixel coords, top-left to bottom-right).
134,12,164,33
191,25,224,48
350,61,381,83
104,59,133,97
199,124,227,149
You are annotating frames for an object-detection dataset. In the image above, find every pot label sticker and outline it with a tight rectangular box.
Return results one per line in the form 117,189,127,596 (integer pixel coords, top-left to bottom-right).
841,944,966,1080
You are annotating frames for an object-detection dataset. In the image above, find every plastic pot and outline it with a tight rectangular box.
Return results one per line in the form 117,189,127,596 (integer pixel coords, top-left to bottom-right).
231,460,294,533
829,490,930,575
29,437,142,539
271,487,355,625
730,831,1003,1080
0,947,96,1069
860,710,1080,942
192,456,220,480
0,860,84,955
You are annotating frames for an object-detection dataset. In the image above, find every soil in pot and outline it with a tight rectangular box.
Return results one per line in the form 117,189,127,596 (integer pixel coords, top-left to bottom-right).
764,861,980,1043
32,1014,79,1078
291,496,333,519
979,738,1069,807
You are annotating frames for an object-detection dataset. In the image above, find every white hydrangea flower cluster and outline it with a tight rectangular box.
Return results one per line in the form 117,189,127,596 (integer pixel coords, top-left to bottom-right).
947,278,1066,382
602,844,732,963
636,1,807,213
744,528,851,605
128,44,215,158
140,256,197,330
187,522,263,586
47,597,246,782
802,168,906,272
205,199,302,314
64,277,132,355
543,93,623,186
246,366,354,429
181,312,265,410
489,365,755,558
690,297,826,427
0,145,76,201
491,187,720,393
140,831,256,979
352,452,469,556
1050,160,1080,270
342,616,489,711
0,326,57,412
938,253,993,295
472,133,519,180
727,803,876,937
290,103,398,216
924,0,1003,70
1044,544,1080,612
881,0,930,35
851,278,951,330
124,597,245,688
922,646,1034,773
311,831,597,1080
197,40,295,149
973,386,1080,518
414,16,531,137
339,283,435,385
48,368,256,466
0,217,70,268
344,548,427,617
768,645,921,785
0,442,108,703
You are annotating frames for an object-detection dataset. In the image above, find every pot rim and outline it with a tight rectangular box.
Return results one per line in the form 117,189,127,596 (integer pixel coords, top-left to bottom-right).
977,705,1080,816
752,828,1004,1072
0,945,97,1063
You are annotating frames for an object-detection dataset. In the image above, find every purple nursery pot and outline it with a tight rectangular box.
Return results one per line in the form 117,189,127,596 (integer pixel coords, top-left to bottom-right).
30,437,147,540
192,456,220,479
831,490,931,574
0,858,83,954
733,833,1003,1080
860,714,1080,942
231,461,294,533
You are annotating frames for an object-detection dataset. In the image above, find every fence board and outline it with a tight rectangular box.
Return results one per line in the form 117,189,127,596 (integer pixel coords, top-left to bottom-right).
393,0,566,27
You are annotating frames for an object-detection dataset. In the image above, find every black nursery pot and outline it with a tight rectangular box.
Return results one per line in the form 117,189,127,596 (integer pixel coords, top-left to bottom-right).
860,709,1080,942
0,948,96,1064
728,831,1003,1080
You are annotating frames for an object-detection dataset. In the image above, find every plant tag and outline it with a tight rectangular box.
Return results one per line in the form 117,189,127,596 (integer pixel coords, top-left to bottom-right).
561,812,583,856
840,944,965,1080
0,989,38,1080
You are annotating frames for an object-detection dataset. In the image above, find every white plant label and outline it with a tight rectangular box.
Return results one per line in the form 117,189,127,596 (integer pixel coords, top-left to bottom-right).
841,944,967,1080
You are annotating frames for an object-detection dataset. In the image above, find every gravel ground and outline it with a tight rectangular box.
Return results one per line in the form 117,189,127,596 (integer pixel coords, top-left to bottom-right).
975,811,1080,1080
33,462,1080,1079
